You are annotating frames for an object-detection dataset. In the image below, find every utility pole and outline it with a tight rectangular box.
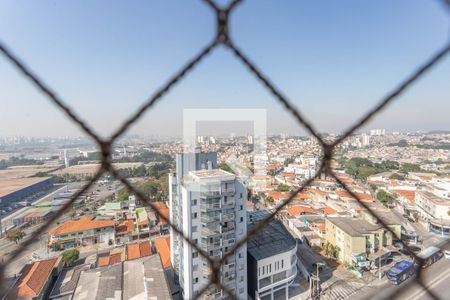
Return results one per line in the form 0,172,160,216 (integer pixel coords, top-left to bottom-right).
379,256,382,280
315,262,325,299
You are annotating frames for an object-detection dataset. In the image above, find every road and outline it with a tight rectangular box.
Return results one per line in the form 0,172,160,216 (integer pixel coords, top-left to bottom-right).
353,257,450,300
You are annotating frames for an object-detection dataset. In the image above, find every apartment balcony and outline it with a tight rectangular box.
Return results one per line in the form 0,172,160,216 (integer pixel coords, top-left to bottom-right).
221,200,235,209
200,202,221,211
222,238,236,247
221,186,235,195
221,212,235,222
201,223,222,237
201,190,221,198
201,241,222,252
221,224,235,234
222,273,236,285
221,262,236,273
201,214,221,224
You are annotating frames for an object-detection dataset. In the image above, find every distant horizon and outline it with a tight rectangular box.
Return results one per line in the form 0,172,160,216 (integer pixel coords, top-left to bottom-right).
1,128,449,141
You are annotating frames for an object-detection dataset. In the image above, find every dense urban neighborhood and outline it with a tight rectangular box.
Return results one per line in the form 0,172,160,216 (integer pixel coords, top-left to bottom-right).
0,130,449,299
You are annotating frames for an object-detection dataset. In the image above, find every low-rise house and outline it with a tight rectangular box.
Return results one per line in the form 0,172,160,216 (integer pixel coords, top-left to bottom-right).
247,218,297,300
325,217,398,267
126,241,152,260
96,201,124,217
49,264,90,300
5,257,63,300
48,216,115,251
416,191,450,236
72,254,172,300
97,248,125,267
153,236,171,269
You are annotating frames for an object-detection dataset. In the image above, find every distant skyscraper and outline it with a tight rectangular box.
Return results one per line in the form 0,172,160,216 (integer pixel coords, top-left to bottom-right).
64,149,70,168
369,129,386,136
248,135,254,145
361,134,370,147
169,152,247,299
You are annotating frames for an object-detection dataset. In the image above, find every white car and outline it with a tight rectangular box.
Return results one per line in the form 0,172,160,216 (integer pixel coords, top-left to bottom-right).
444,250,450,259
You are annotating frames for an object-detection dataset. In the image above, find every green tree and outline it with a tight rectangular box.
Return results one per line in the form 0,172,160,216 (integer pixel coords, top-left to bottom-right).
369,183,378,192
389,173,405,180
61,249,80,266
6,229,25,244
116,187,131,202
376,189,395,205
276,184,290,192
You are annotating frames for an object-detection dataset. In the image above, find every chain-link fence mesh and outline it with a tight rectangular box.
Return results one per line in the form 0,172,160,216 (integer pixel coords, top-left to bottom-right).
1,0,450,299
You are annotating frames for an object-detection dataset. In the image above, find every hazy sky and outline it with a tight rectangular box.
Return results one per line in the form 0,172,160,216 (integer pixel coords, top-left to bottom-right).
1,0,449,139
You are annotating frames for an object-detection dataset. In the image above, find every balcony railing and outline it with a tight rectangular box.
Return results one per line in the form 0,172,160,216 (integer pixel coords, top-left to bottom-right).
201,191,221,198
201,241,222,251
201,214,221,223
200,202,221,211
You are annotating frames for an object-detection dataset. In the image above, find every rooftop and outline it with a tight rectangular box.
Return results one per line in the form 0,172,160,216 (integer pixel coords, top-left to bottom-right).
247,215,296,261
189,169,235,180
0,177,51,198
126,241,152,260
123,254,172,300
49,215,115,236
154,236,171,269
49,264,90,299
74,263,123,300
6,257,60,300
327,217,383,237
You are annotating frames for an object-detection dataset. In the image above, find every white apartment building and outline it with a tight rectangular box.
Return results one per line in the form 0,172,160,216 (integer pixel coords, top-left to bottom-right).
169,152,247,299
416,191,450,221
247,212,298,300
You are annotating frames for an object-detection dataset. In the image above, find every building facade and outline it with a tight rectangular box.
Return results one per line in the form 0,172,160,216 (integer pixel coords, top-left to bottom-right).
247,213,297,300
325,218,397,267
49,216,115,250
169,152,247,299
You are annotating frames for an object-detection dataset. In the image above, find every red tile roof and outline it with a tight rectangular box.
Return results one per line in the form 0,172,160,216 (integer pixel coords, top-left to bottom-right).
392,190,416,203
158,208,170,224
286,205,317,216
49,216,115,236
154,236,171,269
127,241,152,260
321,207,337,215
116,220,134,235
8,257,60,299
97,253,122,267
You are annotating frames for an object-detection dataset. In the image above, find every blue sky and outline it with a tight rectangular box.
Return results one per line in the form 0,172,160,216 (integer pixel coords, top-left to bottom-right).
1,0,449,138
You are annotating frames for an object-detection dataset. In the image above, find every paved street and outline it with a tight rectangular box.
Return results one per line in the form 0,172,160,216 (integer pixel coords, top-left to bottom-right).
352,256,450,300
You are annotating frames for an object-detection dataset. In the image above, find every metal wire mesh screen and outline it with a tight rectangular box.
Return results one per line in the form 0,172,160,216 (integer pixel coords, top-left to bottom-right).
1,0,450,299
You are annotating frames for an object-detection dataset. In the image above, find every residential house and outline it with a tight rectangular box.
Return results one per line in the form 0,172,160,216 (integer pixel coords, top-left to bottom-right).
48,216,115,251
5,257,63,300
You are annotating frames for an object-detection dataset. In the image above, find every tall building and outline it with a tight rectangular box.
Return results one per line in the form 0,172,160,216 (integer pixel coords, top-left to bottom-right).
361,134,370,147
64,149,70,168
169,152,248,299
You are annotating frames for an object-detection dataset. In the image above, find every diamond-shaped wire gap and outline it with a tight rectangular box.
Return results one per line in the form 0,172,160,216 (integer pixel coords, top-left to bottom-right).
223,41,326,147
328,168,444,299
107,165,214,266
333,41,450,147
110,40,219,141
0,168,105,292
0,42,103,144
221,159,326,265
